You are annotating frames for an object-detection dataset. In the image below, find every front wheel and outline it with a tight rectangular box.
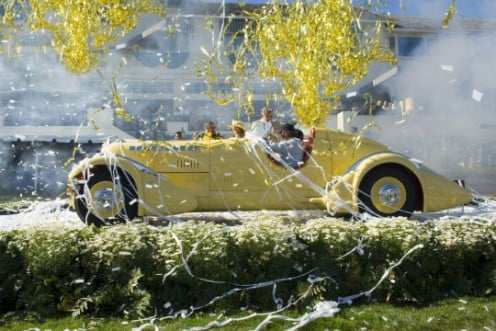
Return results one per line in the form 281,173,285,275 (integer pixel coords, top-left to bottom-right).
358,166,418,217
74,168,138,226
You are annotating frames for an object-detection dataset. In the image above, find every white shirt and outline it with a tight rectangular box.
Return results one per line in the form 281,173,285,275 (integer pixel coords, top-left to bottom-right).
267,137,304,168
249,120,272,138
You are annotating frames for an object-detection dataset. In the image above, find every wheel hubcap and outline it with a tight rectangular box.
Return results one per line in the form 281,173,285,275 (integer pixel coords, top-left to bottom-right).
94,188,117,213
89,180,124,218
370,177,407,214
378,184,402,206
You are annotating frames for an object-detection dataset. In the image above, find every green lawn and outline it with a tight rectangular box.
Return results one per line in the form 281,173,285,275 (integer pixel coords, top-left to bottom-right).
2,296,495,331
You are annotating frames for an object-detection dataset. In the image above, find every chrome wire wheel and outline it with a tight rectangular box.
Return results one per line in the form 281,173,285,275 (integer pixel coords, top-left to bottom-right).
359,166,418,217
75,169,137,226
88,181,125,220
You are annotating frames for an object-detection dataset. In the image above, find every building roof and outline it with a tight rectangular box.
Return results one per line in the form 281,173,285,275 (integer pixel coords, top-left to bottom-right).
386,15,496,32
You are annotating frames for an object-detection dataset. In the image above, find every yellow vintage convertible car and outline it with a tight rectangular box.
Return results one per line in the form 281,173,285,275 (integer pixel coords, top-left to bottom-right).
67,128,473,225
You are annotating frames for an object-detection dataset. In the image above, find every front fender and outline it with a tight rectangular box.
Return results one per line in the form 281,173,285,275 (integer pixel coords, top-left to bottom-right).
327,152,473,214
68,152,198,216
327,152,423,214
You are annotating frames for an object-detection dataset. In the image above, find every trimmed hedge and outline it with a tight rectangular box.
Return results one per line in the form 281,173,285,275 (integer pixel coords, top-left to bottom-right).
0,216,495,318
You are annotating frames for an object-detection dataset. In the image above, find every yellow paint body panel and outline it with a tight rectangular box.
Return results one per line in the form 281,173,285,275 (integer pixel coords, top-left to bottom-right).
68,153,198,215
68,128,473,219
326,152,473,214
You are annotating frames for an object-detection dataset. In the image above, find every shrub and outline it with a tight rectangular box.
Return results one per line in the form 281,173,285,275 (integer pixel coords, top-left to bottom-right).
0,216,495,318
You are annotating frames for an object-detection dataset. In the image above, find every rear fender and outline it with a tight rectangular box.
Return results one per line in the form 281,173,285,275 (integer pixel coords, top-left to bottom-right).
68,153,198,215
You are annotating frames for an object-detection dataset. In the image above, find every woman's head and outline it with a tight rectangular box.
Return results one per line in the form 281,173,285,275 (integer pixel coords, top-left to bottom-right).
280,123,297,139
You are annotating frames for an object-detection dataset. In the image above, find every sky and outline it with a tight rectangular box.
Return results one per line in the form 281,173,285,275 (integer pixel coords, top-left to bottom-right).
226,0,496,19
384,0,496,19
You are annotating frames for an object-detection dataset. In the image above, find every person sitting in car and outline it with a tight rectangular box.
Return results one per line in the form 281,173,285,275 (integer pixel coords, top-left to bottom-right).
229,120,246,138
198,120,223,140
266,123,304,168
249,107,273,138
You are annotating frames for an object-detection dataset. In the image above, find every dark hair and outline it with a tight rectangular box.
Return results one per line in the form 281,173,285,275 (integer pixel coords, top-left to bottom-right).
204,120,216,130
280,123,297,137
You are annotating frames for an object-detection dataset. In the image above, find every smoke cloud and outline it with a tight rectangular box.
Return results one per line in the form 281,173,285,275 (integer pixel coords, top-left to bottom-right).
367,24,496,193
0,35,115,197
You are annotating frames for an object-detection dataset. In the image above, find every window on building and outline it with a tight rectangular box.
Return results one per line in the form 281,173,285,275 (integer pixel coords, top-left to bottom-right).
132,17,190,68
114,99,173,139
182,82,205,94
2,91,87,126
223,17,259,69
124,80,174,95
182,81,232,95
392,36,427,57
183,99,240,132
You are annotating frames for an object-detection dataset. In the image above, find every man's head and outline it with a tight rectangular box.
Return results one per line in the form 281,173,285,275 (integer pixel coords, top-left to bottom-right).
261,107,272,122
204,120,216,133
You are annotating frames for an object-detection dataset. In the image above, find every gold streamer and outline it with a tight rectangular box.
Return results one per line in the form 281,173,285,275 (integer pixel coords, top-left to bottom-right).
200,0,396,127
1,0,165,73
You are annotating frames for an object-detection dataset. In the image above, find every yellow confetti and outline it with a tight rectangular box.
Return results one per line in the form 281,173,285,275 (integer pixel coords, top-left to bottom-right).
443,0,457,28
1,0,165,73
199,0,396,127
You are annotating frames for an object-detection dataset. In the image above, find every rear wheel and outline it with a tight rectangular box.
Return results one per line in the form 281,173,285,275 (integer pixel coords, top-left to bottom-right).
358,166,418,217
75,168,137,226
